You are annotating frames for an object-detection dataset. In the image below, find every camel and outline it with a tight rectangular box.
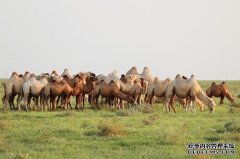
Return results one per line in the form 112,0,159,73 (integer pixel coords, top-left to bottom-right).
165,74,215,113
3,72,29,110
82,75,98,108
61,72,87,109
91,80,134,109
206,82,234,105
125,78,148,105
41,73,86,111
20,74,48,111
145,77,171,105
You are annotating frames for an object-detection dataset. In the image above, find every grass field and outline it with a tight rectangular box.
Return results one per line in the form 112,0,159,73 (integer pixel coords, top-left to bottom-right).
0,80,240,159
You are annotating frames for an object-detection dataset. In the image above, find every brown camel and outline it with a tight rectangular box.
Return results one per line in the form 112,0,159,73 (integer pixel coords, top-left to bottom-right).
82,75,98,108
206,82,234,105
91,80,134,109
41,73,86,111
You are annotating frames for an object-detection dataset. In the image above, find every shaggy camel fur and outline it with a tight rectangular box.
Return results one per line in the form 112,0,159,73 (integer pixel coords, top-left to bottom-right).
165,74,215,113
206,82,234,105
91,80,134,109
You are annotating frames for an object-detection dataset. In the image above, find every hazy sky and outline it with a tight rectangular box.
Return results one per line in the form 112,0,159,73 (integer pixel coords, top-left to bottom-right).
0,0,239,80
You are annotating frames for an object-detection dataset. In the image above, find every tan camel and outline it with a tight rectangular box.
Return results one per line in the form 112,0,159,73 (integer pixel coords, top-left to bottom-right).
146,77,171,105
206,82,234,105
3,72,24,110
20,74,48,111
165,74,215,113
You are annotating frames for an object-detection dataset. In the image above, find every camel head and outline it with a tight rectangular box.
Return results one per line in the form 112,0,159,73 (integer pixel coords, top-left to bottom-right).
208,98,216,113
75,72,87,85
126,95,134,103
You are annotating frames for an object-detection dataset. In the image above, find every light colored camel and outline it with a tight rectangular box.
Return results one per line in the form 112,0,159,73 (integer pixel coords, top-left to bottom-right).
3,72,27,110
165,74,215,113
146,77,171,105
20,74,48,111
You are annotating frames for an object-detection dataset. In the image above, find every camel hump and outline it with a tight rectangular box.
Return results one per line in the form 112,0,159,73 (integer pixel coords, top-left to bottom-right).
18,74,24,78
221,81,226,85
121,74,125,78
212,82,216,86
182,76,188,79
109,80,115,84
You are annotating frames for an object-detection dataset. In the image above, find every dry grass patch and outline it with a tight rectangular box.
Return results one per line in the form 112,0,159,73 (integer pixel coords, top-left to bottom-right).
98,122,126,137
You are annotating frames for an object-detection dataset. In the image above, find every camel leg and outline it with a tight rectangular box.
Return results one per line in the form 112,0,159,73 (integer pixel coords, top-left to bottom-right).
9,95,15,110
137,95,141,106
220,96,224,105
3,94,11,110
164,97,170,112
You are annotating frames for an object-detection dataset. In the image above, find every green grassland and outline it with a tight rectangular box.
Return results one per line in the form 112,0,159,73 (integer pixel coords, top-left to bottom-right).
0,80,240,159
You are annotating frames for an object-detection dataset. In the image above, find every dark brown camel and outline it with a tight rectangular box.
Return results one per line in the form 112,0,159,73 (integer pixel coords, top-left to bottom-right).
206,82,234,105
82,75,98,108
91,80,134,109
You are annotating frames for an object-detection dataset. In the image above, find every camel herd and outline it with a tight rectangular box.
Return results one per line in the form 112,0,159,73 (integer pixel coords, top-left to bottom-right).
1,67,235,113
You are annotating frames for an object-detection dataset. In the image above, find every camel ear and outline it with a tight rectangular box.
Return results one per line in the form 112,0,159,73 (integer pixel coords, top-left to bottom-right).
221,82,226,85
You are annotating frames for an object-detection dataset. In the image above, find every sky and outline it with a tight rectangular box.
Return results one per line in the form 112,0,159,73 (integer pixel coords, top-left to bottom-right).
0,0,240,80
